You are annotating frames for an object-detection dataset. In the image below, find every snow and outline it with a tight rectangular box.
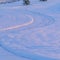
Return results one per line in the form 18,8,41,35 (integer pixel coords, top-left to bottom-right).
0,0,60,60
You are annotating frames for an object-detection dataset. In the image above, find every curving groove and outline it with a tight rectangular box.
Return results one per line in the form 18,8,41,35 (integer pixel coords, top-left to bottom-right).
0,3,57,60
0,8,55,31
0,14,34,31
21,10,55,29
0,28,60,60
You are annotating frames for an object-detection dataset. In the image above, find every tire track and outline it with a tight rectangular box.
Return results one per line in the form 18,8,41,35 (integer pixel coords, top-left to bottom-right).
0,27,60,60
0,14,34,31
0,5,58,60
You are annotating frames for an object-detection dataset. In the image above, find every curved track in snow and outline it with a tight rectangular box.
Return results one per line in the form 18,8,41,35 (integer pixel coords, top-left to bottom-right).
0,14,34,31
0,3,60,60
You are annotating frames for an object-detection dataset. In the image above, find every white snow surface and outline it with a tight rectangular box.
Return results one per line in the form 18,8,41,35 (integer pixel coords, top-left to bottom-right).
0,0,60,60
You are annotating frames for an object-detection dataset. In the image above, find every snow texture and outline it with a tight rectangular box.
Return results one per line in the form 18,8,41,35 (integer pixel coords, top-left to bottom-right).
0,0,60,60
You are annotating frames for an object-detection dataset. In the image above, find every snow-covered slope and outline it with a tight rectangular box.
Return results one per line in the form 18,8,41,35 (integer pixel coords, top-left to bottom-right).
0,0,60,60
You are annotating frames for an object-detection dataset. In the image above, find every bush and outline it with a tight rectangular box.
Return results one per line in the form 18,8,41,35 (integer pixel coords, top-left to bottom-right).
23,0,30,5
40,0,47,1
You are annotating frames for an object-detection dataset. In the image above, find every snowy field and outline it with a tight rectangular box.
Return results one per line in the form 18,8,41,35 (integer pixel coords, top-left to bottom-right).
0,0,60,60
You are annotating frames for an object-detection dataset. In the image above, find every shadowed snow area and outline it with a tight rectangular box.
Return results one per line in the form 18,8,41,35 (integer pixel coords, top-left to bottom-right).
0,0,20,4
0,0,60,60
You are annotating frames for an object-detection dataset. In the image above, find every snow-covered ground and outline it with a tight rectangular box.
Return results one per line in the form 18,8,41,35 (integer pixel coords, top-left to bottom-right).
0,0,60,60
